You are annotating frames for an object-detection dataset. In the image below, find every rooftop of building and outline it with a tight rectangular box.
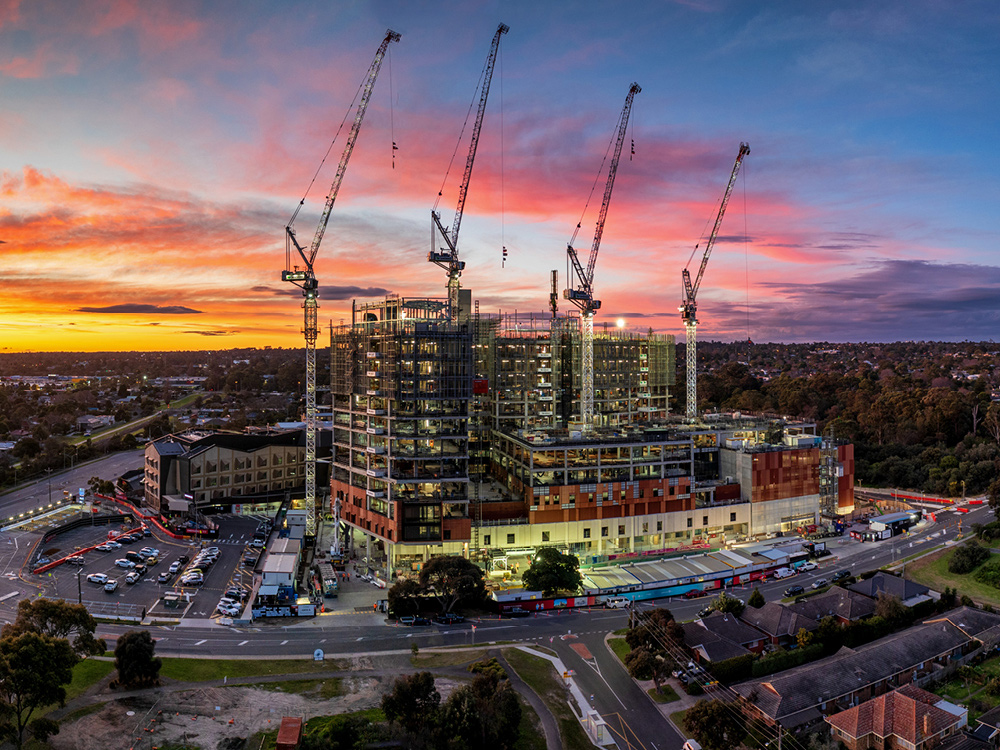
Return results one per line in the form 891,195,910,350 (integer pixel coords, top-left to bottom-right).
824,684,965,744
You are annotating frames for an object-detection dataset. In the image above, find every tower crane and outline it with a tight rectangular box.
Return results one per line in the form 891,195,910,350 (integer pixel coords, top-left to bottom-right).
429,23,508,320
283,28,400,538
680,141,750,420
564,82,641,426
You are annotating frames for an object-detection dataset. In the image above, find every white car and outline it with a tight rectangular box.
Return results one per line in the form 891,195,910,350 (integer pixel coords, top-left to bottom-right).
217,603,241,616
115,558,136,569
86,573,108,584
125,571,141,585
95,543,114,552
168,561,182,574
105,541,122,549
799,562,818,572
604,597,631,609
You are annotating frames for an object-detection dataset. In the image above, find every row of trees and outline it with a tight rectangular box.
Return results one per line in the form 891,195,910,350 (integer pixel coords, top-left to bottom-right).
379,658,521,750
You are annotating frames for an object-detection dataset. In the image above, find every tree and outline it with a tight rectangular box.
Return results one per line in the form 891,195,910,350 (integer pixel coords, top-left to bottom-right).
747,587,765,609
387,578,423,616
796,627,814,649
0,632,79,749
624,645,671,692
2,599,105,657
713,592,745,617
521,548,583,596
87,475,115,497
114,630,161,688
418,556,486,614
949,540,990,574
874,592,907,624
381,671,440,736
440,672,522,750
683,698,746,750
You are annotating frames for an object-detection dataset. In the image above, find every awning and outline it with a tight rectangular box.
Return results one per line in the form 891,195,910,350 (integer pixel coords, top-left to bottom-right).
259,584,279,596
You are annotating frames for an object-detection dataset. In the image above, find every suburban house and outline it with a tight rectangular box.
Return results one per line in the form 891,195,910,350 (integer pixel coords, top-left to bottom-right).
825,684,967,750
849,572,933,608
787,585,878,624
733,608,1000,729
683,611,768,663
740,601,820,648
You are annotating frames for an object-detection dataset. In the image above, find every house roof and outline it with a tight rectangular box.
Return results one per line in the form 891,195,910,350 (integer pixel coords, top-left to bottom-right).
849,572,930,602
734,618,974,723
699,610,766,645
740,601,819,638
787,585,877,622
825,684,963,745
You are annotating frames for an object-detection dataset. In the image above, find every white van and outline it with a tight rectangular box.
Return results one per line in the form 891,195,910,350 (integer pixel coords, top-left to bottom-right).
683,741,703,750
604,596,631,609
772,567,795,579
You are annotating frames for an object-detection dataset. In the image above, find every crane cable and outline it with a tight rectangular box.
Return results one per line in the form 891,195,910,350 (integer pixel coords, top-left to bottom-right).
286,66,369,230
433,42,494,215
500,41,506,268
568,101,620,251
742,163,752,349
389,44,397,169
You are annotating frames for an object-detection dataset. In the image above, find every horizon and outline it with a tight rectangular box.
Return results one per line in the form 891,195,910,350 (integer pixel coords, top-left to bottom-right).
2,1,998,352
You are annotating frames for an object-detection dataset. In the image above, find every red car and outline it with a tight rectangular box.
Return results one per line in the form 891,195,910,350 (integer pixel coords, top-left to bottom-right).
684,589,707,599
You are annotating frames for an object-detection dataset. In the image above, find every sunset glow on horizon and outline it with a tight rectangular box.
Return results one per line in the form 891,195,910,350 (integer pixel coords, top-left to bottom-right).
1,1,998,352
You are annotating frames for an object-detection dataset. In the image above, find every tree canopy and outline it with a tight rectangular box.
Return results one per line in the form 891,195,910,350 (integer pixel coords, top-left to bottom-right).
0,631,78,749
521,548,583,596
418,556,486,614
2,598,105,657
114,630,161,688
683,698,747,750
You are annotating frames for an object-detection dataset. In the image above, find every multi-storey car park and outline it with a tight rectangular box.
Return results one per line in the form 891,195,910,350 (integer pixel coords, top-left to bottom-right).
329,293,855,584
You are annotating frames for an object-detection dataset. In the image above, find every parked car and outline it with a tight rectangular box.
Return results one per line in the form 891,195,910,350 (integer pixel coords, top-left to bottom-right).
145,556,159,566
799,561,818,572
104,579,119,592
604,596,631,609
125,571,140,585
157,571,171,583
811,578,829,590
65,555,85,566
180,576,203,586
505,607,531,618
115,558,135,569
684,589,708,599
133,564,147,575
784,585,805,597
86,573,108,584
169,561,182,574
697,606,715,618
225,588,248,602
435,613,465,625
95,543,114,552
105,541,122,549
832,569,852,582
217,603,241,617
249,539,264,548
177,555,190,564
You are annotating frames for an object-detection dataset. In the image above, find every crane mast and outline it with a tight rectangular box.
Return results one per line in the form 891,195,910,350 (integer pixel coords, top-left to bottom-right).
429,23,508,320
680,141,750,419
564,82,640,426
283,28,400,538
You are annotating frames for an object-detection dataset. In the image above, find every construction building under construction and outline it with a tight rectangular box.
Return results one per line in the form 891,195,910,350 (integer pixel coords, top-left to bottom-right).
329,293,854,581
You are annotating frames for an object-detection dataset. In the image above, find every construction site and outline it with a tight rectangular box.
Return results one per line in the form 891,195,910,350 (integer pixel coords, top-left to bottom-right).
274,27,856,583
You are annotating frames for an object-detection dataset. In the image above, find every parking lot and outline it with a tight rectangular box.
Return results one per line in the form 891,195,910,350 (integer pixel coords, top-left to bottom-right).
39,516,262,619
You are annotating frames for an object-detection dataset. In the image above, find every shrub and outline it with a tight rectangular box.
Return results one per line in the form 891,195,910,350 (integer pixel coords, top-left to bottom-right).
974,557,1000,588
949,541,991,574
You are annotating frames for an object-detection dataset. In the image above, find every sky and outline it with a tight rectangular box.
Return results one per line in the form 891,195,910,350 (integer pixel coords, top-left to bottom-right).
1,0,998,352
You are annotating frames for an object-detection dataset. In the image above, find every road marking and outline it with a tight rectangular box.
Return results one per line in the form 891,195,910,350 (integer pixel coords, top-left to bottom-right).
280,639,288,645
194,639,207,646
319,639,326,644
238,640,249,646
356,637,364,641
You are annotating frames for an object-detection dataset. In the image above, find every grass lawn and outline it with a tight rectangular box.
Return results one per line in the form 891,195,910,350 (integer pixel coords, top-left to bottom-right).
907,547,1000,609
505,648,591,750
936,678,977,703
159,656,346,682
66,659,115,701
514,692,549,750
609,637,631,663
412,649,488,668
647,685,680,703
669,708,692,738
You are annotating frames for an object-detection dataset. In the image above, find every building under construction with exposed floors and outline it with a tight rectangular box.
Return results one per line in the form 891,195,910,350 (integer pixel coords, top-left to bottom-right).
330,293,854,582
